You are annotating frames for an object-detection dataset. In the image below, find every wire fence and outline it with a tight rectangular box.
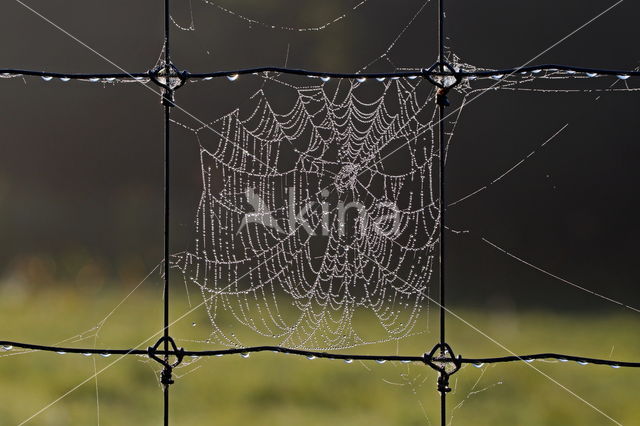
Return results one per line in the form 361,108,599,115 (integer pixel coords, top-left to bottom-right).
2,0,639,425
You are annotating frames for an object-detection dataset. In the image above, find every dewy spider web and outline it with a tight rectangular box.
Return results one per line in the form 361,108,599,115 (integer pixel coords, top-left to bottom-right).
174,75,440,350
199,0,370,32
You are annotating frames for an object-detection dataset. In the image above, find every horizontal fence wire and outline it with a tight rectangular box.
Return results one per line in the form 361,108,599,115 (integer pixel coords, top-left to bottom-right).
0,64,639,82
2,341,639,368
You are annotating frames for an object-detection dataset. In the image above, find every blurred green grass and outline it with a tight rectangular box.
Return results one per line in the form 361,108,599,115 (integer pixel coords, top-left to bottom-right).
0,282,639,425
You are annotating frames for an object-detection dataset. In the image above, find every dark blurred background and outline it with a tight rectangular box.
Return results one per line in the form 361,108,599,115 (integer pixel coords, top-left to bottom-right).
0,0,638,311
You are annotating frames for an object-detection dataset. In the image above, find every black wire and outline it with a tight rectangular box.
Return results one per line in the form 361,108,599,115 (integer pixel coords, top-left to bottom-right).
2,341,638,368
0,64,638,81
163,1,172,425
163,102,171,426
437,1,447,424
0,70,149,78
186,64,640,79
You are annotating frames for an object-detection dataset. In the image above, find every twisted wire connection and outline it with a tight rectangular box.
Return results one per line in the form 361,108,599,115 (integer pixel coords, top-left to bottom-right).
0,64,638,82
2,341,639,368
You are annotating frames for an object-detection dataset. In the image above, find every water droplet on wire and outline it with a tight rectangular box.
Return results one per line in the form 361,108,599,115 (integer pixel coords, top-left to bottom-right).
577,360,589,365
83,352,93,357
616,74,630,80
356,77,366,83
473,363,484,368
240,352,250,358
375,359,386,364
491,74,504,80
60,77,71,82
100,353,111,358
1,345,12,351
227,74,239,81
42,76,53,81
586,72,598,78
376,77,385,82
344,359,353,364
320,76,331,82
306,355,316,360
611,364,620,369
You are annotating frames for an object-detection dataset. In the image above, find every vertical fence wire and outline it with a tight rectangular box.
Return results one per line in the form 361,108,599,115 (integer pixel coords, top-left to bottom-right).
163,0,172,425
437,0,448,424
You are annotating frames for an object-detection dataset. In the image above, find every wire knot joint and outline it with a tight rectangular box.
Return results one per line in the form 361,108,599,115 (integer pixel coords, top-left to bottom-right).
149,64,189,107
148,335,185,386
423,343,462,393
422,61,461,107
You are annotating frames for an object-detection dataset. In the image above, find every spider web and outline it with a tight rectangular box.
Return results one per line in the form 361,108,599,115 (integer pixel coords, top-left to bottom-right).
173,75,441,350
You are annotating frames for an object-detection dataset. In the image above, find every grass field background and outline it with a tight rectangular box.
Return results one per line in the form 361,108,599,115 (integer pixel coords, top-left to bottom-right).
0,280,638,426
